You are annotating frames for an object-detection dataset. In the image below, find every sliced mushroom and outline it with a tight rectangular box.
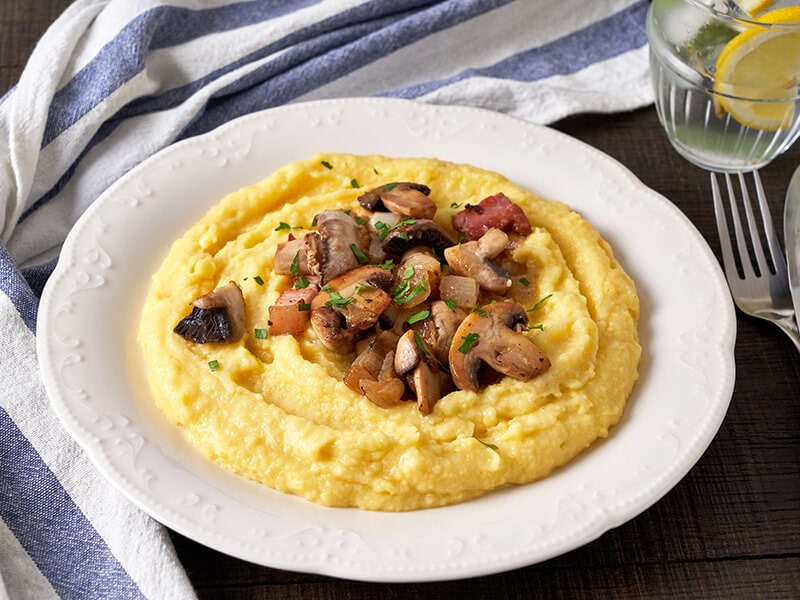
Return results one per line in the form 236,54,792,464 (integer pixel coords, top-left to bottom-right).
418,300,467,367
443,228,512,294
311,265,394,331
309,305,358,354
174,281,246,344
344,330,406,408
410,359,442,416
358,182,434,218
448,299,550,392
315,210,371,283
381,219,455,256
393,329,443,415
394,329,422,376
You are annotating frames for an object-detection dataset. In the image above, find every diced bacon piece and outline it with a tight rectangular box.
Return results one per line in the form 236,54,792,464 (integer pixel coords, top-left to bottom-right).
452,193,532,241
268,278,320,336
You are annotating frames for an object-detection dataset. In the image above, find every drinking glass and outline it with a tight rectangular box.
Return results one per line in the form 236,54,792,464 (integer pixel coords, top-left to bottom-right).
647,0,800,171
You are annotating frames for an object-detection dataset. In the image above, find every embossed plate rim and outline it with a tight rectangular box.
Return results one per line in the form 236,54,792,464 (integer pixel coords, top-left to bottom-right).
37,97,736,582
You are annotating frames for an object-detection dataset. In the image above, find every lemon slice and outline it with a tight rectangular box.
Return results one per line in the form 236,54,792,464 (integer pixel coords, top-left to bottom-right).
735,0,774,17
714,6,800,130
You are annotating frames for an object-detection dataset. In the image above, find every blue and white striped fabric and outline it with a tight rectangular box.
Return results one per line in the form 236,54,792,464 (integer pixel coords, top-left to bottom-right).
0,0,651,597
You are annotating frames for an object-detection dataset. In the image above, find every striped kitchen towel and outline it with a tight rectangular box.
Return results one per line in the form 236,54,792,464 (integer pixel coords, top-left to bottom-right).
0,0,651,598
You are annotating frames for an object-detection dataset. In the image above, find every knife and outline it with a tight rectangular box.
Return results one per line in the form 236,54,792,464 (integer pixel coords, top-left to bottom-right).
784,165,800,326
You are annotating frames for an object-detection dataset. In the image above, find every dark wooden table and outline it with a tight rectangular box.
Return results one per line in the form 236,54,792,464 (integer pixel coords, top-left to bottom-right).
4,2,799,598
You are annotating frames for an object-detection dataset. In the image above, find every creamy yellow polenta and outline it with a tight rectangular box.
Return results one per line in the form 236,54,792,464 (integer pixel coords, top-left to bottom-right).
136,153,640,511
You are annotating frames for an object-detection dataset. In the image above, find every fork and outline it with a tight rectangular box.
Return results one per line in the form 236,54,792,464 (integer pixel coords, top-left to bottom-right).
711,170,800,352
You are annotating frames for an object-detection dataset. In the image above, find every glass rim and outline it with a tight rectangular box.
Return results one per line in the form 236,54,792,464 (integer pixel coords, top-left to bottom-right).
685,0,800,30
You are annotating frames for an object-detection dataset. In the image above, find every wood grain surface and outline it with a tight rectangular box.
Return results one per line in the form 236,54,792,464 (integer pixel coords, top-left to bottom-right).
3,3,798,599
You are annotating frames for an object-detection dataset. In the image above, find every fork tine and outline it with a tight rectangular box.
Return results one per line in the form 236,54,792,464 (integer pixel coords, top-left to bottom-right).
734,171,771,278
711,172,739,282
723,172,758,280
751,170,787,274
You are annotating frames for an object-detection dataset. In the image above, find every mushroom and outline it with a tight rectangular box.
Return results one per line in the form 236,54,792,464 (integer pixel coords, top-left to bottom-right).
448,299,550,392
344,330,405,408
358,182,435,219
443,228,513,294
311,265,394,331
418,300,467,367
394,329,443,415
309,306,358,354
381,219,455,256
174,281,246,344
314,210,371,283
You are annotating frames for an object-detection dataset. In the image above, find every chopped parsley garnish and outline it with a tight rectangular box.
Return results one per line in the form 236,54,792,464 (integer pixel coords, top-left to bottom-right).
458,332,479,354
298,303,311,312
294,275,310,289
383,183,398,191
208,359,220,372
519,277,530,287
350,178,360,188
373,221,391,240
406,309,430,325
478,440,498,450
526,323,544,331
311,215,318,227
350,243,369,265
325,291,354,308
529,293,553,312
320,284,332,292
374,217,416,241
353,282,376,295
274,222,302,232
413,330,434,358
443,299,457,310
353,215,366,226
403,287,425,303
470,305,487,317
377,258,394,270
450,202,462,209
254,328,268,339
253,275,265,286
290,251,300,277
320,160,333,170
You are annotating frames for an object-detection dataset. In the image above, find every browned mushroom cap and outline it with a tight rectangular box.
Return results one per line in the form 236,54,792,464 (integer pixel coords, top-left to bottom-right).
314,210,371,283
309,266,394,353
311,265,394,331
448,299,550,392
410,359,442,416
393,330,443,415
309,305,358,354
358,182,434,219
418,300,467,367
381,219,455,256
443,228,512,294
174,281,246,344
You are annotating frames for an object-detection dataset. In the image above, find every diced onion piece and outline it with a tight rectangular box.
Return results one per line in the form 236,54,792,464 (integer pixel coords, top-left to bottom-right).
439,274,479,308
369,212,402,233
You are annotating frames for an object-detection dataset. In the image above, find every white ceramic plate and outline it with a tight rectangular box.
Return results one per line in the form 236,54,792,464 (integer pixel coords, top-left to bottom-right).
37,98,736,582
